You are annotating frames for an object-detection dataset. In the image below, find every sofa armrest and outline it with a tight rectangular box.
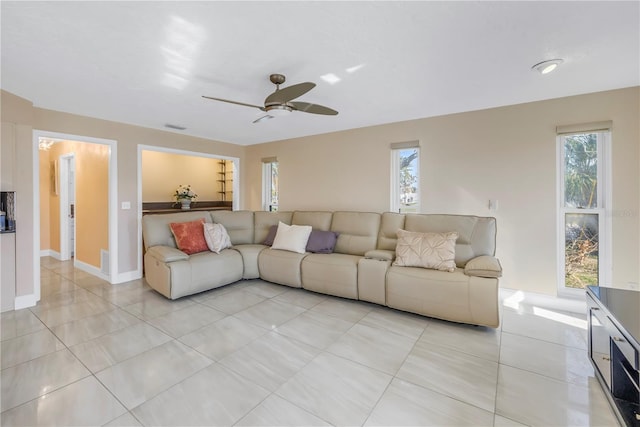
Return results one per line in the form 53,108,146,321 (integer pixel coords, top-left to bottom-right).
364,249,395,262
146,246,189,263
464,255,502,278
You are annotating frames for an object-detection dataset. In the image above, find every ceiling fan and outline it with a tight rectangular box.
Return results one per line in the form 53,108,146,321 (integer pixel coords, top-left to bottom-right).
202,73,338,123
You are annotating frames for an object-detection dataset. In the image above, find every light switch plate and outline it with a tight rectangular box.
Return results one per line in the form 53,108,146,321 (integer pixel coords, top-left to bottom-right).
121,201,131,210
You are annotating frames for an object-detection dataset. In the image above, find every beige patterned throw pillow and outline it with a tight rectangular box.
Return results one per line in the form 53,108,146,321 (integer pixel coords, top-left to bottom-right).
393,229,459,272
203,223,232,254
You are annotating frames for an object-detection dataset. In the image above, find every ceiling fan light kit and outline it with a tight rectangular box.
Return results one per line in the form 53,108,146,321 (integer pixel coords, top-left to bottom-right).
265,104,293,116
203,73,338,123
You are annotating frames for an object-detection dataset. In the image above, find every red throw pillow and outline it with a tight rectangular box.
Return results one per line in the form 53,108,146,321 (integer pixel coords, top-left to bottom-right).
169,219,208,255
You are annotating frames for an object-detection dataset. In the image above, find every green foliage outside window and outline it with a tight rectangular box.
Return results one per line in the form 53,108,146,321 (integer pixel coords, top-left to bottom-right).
399,149,418,212
564,134,599,288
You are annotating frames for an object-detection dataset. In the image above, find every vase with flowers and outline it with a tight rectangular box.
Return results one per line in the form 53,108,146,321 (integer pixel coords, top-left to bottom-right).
174,184,198,210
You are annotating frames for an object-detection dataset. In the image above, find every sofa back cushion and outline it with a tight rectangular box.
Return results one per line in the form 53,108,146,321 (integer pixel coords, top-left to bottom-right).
404,214,497,267
292,211,333,231
142,212,211,249
331,211,381,256
210,210,254,245
254,211,293,244
377,212,406,251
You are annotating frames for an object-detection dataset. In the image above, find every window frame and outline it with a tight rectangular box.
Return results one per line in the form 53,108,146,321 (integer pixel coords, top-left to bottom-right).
390,145,420,214
261,159,278,212
556,130,612,296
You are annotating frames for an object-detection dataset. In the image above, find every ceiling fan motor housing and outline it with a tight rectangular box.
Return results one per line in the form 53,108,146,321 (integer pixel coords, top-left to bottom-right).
269,74,286,85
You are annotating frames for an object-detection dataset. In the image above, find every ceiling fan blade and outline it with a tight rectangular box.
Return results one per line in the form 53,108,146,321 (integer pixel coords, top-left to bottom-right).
252,115,274,124
291,101,338,116
265,82,315,104
202,95,265,110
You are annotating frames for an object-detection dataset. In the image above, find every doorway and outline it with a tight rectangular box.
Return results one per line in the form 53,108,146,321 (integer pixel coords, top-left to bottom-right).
33,130,118,302
59,153,75,260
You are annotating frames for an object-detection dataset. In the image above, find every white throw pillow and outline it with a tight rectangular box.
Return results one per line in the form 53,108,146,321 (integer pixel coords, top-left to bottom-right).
203,223,232,254
271,221,312,254
393,229,458,272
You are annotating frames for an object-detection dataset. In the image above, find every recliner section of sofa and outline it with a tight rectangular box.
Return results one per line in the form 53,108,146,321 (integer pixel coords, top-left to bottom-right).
301,211,380,300
141,209,502,327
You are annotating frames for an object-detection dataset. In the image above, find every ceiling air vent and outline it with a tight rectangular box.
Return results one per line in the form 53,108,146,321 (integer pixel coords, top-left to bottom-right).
164,123,186,130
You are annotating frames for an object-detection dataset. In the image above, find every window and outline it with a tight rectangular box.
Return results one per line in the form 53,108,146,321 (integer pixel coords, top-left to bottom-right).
391,141,420,213
262,157,278,211
557,124,611,293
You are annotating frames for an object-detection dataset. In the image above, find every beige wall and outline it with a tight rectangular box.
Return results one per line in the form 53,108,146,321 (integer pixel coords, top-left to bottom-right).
141,151,227,202
246,87,640,295
2,86,638,301
1,91,35,299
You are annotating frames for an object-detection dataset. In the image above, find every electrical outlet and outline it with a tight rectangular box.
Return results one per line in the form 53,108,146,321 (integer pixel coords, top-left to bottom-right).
628,282,639,290
121,201,131,210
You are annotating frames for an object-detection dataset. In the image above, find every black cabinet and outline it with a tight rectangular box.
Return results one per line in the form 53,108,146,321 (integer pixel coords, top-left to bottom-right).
587,286,640,427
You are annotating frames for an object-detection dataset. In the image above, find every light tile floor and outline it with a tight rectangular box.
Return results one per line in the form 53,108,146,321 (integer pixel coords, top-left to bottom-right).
0,257,620,426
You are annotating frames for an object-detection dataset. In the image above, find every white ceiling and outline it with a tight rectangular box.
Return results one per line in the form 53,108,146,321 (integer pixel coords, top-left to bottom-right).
2,1,638,146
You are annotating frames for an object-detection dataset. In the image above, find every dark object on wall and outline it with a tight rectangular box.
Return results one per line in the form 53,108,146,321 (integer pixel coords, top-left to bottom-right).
0,191,16,233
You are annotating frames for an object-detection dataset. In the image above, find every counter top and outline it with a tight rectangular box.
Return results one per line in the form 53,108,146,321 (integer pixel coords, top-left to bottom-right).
142,201,232,215
142,207,230,214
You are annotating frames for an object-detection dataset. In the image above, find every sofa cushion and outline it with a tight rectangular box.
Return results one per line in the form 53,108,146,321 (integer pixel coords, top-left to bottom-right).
386,265,499,327
404,214,496,267
377,212,406,251
292,211,333,231
254,211,293,244
258,249,308,288
210,210,254,244
203,223,232,254
464,255,503,278
272,222,312,254
169,219,208,255
301,253,360,299
331,211,380,256
364,249,395,262
146,246,189,263
393,229,458,272
306,229,339,253
262,225,278,246
386,265,472,323
233,244,265,279
182,249,243,298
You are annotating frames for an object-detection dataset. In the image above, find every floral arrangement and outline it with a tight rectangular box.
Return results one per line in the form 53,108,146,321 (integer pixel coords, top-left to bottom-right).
174,184,198,201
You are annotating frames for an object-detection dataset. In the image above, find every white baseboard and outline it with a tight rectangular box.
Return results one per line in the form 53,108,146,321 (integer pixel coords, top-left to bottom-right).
14,294,37,310
113,270,142,284
40,250,62,260
74,259,110,281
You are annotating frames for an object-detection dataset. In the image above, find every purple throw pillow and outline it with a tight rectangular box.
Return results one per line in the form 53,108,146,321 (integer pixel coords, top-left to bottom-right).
306,230,339,254
262,225,278,246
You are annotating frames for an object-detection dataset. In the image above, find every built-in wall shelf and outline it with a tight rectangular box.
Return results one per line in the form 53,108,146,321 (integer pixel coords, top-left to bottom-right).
218,160,233,202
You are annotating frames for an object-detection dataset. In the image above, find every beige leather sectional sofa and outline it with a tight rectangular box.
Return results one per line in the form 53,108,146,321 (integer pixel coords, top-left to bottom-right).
142,210,502,327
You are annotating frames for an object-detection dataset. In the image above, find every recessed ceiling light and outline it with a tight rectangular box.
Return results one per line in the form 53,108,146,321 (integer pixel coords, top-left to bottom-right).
320,73,341,85
532,59,564,75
